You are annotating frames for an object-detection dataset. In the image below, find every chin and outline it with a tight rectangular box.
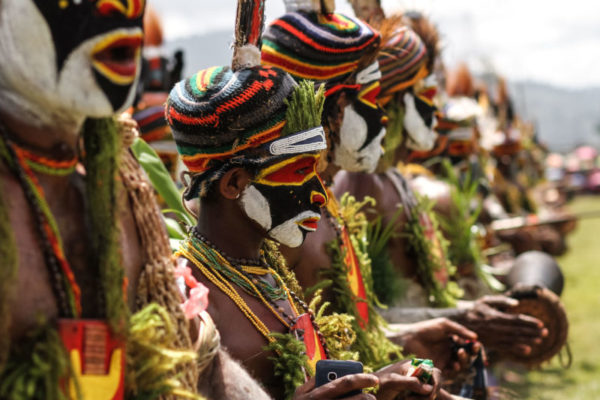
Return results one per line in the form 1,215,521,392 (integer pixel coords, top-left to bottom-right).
268,211,321,248
407,131,437,151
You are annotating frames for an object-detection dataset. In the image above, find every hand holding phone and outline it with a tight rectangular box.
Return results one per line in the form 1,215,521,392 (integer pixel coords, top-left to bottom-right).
315,360,364,398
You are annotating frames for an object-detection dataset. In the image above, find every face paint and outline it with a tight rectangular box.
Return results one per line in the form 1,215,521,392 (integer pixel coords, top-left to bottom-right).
240,154,328,248
0,0,144,127
334,62,386,173
403,75,439,151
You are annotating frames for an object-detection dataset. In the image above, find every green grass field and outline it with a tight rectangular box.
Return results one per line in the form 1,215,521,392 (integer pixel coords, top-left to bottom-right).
503,195,600,399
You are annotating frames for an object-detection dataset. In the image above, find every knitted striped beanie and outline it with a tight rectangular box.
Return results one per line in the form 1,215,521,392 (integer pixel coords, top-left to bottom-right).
378,26,428,102
166,65,327,198
261,11,380,85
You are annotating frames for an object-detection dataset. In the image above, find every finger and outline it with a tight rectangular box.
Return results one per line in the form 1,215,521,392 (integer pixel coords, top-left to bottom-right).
514,313,545,329
456,348,469,367
294,376,315,396
484,321,544,338
345,394,376,400
311,373,378,398
481,295,519,309
380,373,432,395
429,368,443,400
443,320,478,341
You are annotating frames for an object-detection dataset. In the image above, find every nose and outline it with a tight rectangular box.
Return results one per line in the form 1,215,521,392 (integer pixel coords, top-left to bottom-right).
380,114,389,128
310,190,327,207
96,0,145,19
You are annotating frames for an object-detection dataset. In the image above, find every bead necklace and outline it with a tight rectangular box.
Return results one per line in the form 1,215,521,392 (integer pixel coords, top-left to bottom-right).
15,146,78,176
191,227,263,266
191,227,287,302
176,234,329,356
0,125,81,317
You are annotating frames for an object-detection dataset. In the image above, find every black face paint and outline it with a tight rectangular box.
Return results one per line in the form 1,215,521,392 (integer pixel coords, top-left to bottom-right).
253,174,326,232
414,94,437,129
242,154,328,247
352,98,386,151
32,0,144,109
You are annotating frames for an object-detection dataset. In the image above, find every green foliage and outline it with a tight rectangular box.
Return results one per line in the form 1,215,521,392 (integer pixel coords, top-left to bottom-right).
83,118,129,335
130,138,194,227
326,194,403,370
131,137,194,251
310,290,360,363
127,304,200,400
380,98,405,169
403,193,463,307
0,322,79,400
265,333,309,400
282,81,326,135
366,208,406,305
439,160,504,292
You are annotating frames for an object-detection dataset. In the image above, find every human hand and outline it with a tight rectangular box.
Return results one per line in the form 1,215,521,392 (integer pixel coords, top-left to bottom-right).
454,295,548,358
395,318,480,376
374,359,449,400
293,373,378,400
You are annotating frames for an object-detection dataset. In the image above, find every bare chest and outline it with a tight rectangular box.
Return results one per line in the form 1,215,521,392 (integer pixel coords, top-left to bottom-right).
4,169,143,342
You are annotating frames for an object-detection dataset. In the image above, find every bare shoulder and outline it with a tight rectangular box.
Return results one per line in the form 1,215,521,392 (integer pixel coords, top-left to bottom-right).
200,348,272,400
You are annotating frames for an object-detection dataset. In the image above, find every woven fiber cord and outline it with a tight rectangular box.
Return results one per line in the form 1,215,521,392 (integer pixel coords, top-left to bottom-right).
119,119,202,395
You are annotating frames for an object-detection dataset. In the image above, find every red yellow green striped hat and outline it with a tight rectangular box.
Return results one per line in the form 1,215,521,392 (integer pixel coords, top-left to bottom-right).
261,11,380,85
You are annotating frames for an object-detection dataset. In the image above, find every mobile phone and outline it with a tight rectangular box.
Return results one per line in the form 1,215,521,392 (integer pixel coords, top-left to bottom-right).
315,360,364,398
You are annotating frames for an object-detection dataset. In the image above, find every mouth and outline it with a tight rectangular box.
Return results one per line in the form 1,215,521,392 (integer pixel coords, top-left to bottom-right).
92,32,142,85
297,217,320,231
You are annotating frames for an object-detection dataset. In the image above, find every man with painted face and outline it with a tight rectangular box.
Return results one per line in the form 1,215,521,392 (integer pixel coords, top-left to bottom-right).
167,64,448,400
331,14,549,365
261,3,481,383
0,0,199,398
0,1,277,399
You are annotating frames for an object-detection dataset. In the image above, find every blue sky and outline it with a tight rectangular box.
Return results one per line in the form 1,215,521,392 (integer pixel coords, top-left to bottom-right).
151,0,600,89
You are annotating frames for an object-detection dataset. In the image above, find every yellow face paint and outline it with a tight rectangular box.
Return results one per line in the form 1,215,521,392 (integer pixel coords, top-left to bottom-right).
254,154,321,187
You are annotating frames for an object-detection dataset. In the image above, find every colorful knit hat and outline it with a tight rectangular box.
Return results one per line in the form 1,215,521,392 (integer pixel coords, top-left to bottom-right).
166,65,327,198
378,25,428,103
261,11,380,86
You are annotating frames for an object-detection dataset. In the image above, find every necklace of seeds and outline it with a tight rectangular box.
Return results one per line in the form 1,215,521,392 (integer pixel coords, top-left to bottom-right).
0,124,81,317
184,231,329,356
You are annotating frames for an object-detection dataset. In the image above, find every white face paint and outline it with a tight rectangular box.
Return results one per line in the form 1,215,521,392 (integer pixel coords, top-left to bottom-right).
335,106,385,172
403,92,438,151
267,210,322,248
239,184,322,248
334,61,386,173
240,185,273,232
0,0,142,130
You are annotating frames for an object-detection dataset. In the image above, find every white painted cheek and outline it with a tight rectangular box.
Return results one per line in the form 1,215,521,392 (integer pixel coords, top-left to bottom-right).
357,127,386,173
0,0,61,122
57,27,142,117
334,104,369,172
403,92,438,151
268,210,320,248
239,185,272,231
0,0,136,126
268,220,304,248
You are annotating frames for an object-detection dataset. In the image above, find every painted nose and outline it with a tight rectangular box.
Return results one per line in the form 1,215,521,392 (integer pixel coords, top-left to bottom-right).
310,191,327,207
96,0,145,19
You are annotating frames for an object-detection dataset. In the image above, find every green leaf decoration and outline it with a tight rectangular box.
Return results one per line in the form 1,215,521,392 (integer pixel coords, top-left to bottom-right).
130,138,193,227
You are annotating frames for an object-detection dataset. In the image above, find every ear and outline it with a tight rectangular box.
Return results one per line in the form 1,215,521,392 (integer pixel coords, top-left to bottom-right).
218,167,253,200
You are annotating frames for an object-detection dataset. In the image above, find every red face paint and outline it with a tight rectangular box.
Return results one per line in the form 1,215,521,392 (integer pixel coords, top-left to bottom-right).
257,155,319,186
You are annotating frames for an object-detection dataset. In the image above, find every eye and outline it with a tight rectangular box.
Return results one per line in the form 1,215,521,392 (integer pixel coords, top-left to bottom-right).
255,155,319,186
295,167,312,175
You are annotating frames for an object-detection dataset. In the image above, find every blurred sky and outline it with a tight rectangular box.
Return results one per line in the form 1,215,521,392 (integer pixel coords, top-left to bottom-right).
151,0,600,89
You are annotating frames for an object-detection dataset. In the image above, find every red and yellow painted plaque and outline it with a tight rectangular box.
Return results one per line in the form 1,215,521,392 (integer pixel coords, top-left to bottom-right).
58,319,125,400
